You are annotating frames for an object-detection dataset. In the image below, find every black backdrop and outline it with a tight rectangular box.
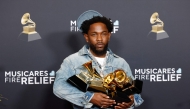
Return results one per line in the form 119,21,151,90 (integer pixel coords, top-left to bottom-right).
0,0,190,109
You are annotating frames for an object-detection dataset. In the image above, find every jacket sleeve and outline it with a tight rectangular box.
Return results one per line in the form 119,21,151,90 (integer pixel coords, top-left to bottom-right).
53,58,93,107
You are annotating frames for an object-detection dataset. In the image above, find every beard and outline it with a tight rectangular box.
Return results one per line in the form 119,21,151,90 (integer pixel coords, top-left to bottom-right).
89,43,108,56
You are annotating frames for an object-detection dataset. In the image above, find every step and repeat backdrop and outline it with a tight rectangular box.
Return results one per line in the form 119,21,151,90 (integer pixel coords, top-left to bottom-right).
0,0,190,109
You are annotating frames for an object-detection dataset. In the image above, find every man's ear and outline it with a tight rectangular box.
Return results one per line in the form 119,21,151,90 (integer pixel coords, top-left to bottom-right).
84,34,89,42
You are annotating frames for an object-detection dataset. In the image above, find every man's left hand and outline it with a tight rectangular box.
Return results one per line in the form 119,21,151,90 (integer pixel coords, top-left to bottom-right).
114,95,134,109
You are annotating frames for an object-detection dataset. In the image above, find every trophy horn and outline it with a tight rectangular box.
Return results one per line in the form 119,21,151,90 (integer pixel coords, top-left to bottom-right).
83,61,94,74
113,70,127,88
21,13,36,26
83,61,101,78
150,12,164,26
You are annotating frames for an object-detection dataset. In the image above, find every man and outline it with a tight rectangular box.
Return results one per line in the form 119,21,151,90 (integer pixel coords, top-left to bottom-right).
53,10,143,109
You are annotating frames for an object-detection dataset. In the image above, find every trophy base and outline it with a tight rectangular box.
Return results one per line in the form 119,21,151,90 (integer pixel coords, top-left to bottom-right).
147,31,169,40
111,91,131,103
67,75,87,92
87,87,107,94
18,32,41,42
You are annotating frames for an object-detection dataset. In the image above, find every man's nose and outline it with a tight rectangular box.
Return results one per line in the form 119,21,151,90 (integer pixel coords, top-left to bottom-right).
96,34,103,41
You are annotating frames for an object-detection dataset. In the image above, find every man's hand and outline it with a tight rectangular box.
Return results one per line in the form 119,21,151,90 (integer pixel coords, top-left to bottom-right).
114,95,134,109
90,92,116,108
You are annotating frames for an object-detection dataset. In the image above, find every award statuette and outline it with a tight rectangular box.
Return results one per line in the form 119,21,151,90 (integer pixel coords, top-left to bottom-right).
103,70,143,103
18,13,41,42
67,61,143,103
67,61,107,93
147,12,169,40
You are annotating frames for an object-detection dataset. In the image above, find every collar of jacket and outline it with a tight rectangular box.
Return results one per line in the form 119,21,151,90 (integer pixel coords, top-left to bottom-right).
78,45,120,58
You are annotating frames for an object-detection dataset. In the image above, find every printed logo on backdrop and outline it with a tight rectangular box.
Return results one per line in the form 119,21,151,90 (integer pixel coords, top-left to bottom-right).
18,13,42,42
5,70,55,85
70,20,119,33
135,68,182,82
147,12,169,40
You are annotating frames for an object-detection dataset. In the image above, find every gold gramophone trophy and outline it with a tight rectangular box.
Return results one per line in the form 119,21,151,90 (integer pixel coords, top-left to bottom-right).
67,61,143,103
67,61,107,93
147,12,169,40
18,13,41,42
103,69,143,103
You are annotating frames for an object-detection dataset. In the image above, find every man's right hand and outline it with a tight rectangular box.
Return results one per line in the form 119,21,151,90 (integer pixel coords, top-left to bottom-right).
90,92,116,108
